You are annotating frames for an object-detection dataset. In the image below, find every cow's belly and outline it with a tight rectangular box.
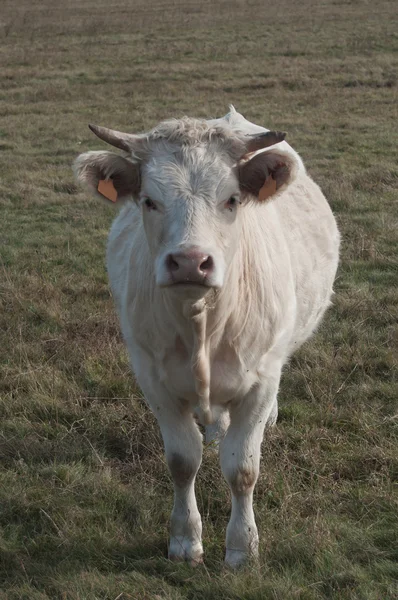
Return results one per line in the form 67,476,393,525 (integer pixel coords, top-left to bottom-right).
159,348,258,405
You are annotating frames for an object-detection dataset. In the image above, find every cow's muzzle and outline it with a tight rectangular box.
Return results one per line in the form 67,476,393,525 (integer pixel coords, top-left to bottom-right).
165,248,214,286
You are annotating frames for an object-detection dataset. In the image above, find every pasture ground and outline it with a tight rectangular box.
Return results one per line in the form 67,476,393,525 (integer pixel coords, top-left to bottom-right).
1,1,397,598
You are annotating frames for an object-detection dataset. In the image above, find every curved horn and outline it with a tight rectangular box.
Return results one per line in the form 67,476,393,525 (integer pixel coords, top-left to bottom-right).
88,124,142,153
244,131,286,155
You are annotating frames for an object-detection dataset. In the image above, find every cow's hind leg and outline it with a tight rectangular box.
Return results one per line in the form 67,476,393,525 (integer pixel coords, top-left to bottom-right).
158,404,203,565
205,407,230,448
220,364,282,568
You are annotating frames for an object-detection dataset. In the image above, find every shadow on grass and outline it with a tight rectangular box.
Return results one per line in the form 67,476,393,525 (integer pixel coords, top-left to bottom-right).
1,532,248,600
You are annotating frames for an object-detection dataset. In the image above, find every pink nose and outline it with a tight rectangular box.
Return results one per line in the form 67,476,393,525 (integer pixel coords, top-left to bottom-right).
166,250,214,284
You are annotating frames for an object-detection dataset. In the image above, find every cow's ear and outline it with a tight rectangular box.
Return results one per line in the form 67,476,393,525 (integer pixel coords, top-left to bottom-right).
73,151,140,202
238,149,299,202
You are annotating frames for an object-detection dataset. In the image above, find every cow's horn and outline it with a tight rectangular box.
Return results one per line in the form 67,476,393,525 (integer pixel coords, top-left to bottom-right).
88,124,142,153
245,131,286,154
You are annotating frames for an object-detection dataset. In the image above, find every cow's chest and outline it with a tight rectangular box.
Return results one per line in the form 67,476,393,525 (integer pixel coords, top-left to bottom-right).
157,337,258,405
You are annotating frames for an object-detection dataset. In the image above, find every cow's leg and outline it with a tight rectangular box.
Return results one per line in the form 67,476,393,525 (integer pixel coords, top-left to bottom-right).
220,365,281,568
268,396,278,426
132,356,204,565
157,404,203,564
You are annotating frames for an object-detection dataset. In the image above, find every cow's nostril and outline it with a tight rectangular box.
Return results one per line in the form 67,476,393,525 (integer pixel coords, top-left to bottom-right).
200,256,214,273
166,254,180,272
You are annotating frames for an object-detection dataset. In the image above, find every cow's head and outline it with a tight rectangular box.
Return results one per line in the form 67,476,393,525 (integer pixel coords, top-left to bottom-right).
74,117,299,295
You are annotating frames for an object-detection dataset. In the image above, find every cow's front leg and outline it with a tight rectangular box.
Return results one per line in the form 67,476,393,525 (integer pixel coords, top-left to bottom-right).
220,366,281,568
157,403,203,564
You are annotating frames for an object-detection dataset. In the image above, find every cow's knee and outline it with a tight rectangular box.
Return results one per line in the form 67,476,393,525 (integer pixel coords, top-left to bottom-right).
168,452,199,488
229,467,257,496
225,466,258,497
167,450,203,564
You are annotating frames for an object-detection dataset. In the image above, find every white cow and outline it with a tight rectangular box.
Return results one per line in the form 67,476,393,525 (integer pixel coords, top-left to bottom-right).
74,107,340,568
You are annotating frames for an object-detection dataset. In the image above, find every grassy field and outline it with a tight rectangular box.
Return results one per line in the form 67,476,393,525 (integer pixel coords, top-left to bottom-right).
1,0,397,598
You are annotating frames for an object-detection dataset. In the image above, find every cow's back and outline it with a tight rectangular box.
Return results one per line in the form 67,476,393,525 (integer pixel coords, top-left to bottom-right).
271,172,339,350
212,109,340,349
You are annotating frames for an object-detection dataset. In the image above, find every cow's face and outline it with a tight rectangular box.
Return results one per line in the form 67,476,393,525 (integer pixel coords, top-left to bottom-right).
140,143,242,290
74,119,298,295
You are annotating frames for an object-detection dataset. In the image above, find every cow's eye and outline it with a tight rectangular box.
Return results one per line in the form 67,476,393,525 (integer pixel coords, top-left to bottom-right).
144,198,157,211
226,196,239,211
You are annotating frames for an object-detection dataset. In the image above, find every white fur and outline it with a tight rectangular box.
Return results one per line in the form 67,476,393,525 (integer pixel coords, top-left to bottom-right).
75,110,340,567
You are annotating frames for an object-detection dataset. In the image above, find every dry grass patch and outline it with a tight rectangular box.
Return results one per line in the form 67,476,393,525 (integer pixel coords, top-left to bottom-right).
1,0,397,598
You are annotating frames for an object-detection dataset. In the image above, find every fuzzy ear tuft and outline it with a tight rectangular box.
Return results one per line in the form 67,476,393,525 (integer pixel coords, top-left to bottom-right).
73,151,140,201
238,149,299,201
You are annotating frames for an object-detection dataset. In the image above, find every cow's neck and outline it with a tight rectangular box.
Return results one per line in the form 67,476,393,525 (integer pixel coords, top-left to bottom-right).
158,223,261,357
156,261,242,425
156,293,214,423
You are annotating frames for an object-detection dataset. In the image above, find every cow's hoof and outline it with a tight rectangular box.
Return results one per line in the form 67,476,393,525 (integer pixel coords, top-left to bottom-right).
169,537,203,566
224,548,257,569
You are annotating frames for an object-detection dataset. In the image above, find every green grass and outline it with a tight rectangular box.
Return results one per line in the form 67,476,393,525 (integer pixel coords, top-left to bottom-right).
1,0,397,598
